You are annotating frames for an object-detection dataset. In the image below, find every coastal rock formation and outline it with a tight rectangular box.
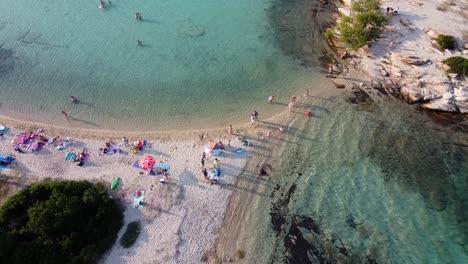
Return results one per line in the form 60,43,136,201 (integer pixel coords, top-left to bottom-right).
340,0,468,113
421,92,458,112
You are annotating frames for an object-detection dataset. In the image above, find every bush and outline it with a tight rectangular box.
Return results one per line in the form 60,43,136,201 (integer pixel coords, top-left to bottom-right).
0,180,124,264
119,221,141,248
444,56,468,76
339,0,387,49
325,28,335,39
436,34,456,50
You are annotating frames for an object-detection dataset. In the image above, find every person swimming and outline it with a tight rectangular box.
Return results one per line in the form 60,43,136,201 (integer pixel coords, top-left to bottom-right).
99,0,105,8
69,96,78,103
137,40,143,46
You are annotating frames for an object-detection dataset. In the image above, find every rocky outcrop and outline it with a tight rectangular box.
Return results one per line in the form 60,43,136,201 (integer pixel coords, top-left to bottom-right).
398,55,430,66
421,92,458,111
454,85,468,113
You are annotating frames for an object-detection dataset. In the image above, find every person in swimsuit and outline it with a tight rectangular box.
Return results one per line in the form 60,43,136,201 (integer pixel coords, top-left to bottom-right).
61,111,70,120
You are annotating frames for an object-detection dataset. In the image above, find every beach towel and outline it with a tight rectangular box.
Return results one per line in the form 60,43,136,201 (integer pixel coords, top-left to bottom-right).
133,191,145,209
0,154,14,170
154,163,170,171
65,152,76,161
235,148,246,154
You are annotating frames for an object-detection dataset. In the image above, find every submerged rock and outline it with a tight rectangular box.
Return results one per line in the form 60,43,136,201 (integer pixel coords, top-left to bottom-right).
427,191,448,211
346,87,372,104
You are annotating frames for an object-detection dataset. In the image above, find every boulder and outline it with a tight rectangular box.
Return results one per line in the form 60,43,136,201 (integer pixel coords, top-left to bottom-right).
400,55,430,66
427,191,447,211
399,18,417,31
401,84,442,102
332,81,346,89
454,87,468,113
421,92,458,112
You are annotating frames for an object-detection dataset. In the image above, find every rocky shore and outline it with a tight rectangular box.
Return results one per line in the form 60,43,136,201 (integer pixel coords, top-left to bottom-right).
332,0,468,113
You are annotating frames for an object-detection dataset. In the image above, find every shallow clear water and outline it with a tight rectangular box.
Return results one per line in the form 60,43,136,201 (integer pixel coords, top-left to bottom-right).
0,0,315,130
246,96,468,263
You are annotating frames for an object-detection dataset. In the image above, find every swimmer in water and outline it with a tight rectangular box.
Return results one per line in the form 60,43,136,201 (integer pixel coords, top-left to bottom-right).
137,40,143,46
69,96,78,103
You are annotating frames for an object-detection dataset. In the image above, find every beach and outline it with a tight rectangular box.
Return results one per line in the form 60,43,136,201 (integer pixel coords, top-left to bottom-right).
1,0,468,263
0,124,250,263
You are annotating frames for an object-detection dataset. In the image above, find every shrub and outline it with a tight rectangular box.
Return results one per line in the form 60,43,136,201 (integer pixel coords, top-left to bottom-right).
339,0,387,49
444,56,468,76
436,34,456,50
0,180,124,264
325,28,335,39
119,221,141,248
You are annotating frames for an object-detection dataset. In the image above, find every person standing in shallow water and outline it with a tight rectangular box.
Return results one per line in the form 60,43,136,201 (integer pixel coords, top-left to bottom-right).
268,95,275,103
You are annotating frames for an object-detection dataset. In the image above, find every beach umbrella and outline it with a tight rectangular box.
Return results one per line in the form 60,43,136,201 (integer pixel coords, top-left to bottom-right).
204,142,222,156
139,155,155,170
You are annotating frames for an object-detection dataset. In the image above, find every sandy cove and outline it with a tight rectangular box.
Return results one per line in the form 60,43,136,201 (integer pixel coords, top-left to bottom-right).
1,69,349,263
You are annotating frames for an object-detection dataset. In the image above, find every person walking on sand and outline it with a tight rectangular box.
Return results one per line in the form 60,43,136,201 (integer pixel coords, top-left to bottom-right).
288,101,294,112
122,136,129,147
328,65,333,76
61,111,70,120
304,89,309,97
268,95,275,103
228,124,233,134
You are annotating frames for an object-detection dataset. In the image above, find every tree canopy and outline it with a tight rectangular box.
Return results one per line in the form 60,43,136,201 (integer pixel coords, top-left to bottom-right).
338,0,387,49
0,180,124,264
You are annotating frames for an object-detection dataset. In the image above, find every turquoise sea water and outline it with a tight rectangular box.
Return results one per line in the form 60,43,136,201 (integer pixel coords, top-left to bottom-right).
246,95,468,263
0,0,316,130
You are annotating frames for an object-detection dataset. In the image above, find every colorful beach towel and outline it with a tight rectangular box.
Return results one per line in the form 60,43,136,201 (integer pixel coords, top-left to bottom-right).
0,154,14,170
154,163,170,171
65,152,76,161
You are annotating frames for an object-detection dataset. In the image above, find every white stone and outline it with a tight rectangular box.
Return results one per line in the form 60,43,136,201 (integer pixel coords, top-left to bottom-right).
421,92,458,112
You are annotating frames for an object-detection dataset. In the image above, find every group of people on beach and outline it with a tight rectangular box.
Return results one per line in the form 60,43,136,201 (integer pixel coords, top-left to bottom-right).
201,152,221,185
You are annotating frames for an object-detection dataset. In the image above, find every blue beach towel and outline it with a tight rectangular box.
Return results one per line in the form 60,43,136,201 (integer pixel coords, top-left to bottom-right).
0,154,14,170
235,148,246,154
154,163,170,171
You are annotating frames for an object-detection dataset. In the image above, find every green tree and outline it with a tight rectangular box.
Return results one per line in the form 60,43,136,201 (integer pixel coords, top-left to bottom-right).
339,0,387,49
0,180,124,264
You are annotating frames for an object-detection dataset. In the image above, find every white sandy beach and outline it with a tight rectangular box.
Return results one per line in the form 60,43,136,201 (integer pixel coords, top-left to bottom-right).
0,127,249,263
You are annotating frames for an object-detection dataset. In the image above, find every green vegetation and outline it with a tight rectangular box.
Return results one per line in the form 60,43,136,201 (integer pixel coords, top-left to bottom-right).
436,34,456,50
444,56,468,76
325,28,335,39
338,0,387,50
0,180,124,264
119,221,141,248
